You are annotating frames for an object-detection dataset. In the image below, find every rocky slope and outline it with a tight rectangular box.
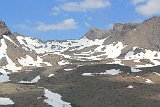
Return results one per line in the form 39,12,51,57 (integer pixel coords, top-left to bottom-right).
1,17,160,107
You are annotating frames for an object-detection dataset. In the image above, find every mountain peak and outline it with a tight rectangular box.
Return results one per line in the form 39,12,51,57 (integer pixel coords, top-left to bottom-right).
84,28,107,40
0,19,11,39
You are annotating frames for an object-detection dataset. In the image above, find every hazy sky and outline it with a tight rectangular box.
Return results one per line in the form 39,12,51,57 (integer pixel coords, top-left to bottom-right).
0,0,160,40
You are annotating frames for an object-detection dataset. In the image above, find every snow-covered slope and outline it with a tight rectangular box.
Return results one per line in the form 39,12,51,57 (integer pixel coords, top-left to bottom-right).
1,17,160,74
13,33,160,68
0,36,53,72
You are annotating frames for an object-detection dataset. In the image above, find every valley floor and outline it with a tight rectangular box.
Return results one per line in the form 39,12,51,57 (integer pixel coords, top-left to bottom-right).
1,63,160,107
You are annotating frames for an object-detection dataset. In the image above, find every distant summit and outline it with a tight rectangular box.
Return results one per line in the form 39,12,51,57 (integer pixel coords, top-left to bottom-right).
84,28,107,40
84,16,160,51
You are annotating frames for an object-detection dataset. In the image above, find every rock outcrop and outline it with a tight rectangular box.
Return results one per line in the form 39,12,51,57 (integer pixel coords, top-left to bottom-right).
0,19,11,39
84,17,160,51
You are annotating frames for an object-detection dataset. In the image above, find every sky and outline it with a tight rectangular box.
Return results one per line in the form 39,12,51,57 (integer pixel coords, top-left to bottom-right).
0,0,160,40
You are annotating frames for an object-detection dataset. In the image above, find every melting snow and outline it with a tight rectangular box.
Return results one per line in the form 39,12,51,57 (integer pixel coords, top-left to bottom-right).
145,79,154,84
95,42,126,58
18,55,52,67
131,67,142,72
16,36,46,52
58,60,70,66
44,89,72,107
3,35,19,47
69,42,125,61
134,59,140,62
125,47,160,60
48,74,55,77
153,72,160,76
82,73,95,76
82,69,122,76
19,75,40,84
127,85,134,88
0,97,14,105
64,68,75,71
16,36,105,54
14,35,160,68
135,59,160,68
105,69,122,75
0,68,10,83
135,64,154,68
0,38,22,72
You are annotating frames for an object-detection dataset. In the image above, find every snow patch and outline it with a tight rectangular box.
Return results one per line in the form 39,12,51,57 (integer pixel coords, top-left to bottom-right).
0,68,10,83
0,38,22,72
105,69,122,75
131,67,142,72
145,79,154,84
44,89,72,107
127,85,134,88
48,74,55,77
82,73,95,76
0,97,14,105
16,36,105,55
95,42,126,58
64,68,74,71
82,69,122,76
153,72,160,76
125,47,160,60
3,35,19,47
18,55,52,67
58,60,70,66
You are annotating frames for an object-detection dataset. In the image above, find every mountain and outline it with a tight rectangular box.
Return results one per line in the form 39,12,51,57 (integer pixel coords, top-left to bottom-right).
1,17,160,107
0,20,11,38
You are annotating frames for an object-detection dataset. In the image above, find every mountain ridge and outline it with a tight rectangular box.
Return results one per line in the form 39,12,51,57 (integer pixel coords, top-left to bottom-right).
0,16,160,71
1,17,160,70
1,17,160,107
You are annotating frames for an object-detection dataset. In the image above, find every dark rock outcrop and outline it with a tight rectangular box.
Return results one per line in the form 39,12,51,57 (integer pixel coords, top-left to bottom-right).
0,19,11,39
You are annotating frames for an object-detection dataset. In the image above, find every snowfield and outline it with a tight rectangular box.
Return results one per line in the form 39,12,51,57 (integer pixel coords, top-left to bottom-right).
44,89,72,107
82,69,123,76
131,67,142,73
18,55,52,67
0,68,10,83
0,97,14,105
105,69,123,75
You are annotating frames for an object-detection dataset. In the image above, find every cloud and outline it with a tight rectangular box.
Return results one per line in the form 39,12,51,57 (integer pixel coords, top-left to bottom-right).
36,18,78,31
85,22,91,27
132,0,160,16
52,0,111,14
51,6,61,16
13,24,30,30
132,0,146,5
